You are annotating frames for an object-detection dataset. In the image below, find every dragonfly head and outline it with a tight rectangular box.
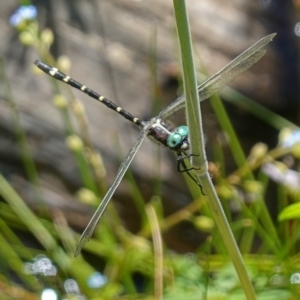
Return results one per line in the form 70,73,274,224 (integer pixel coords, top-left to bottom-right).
167,126,190,151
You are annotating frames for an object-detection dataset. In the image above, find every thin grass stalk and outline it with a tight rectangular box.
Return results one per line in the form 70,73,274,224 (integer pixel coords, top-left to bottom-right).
220,86,298,130
0,232,40,289
209,93,280,252
146,204,163,300
0,174,70,270
172,1,257,298
0,57,44,206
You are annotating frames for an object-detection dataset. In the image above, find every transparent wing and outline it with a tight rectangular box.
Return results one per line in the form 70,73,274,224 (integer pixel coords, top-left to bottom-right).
74,131,148,256
159,33,276,119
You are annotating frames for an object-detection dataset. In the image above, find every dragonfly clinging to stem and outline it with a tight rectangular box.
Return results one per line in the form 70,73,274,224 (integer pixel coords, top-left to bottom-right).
34,32,276,256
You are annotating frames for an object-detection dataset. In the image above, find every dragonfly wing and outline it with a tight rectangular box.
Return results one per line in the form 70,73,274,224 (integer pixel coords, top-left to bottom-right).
159,33,276,119
74,131,148,256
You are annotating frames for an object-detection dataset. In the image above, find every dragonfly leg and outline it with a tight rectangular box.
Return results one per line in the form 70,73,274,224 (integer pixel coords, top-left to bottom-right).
176,152,205,195
177,153,199,172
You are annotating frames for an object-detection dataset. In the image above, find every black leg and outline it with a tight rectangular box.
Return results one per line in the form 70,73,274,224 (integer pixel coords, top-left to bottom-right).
177,152,200,173
176,152,205,195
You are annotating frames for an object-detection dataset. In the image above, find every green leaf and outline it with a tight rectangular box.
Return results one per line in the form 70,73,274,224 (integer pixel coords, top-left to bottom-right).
278,202,300,221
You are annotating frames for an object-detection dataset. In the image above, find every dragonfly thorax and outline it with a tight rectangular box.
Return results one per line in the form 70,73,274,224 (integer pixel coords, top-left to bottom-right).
146,118,189,151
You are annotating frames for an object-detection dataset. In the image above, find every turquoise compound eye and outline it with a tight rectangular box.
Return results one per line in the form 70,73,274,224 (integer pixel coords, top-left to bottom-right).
177,126,189,137
167,133,181,148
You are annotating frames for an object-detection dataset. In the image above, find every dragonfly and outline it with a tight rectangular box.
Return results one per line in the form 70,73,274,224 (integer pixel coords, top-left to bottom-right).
34,33,276,256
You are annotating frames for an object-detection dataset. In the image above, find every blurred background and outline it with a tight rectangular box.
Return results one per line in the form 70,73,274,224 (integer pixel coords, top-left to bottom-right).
1,0,300,299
